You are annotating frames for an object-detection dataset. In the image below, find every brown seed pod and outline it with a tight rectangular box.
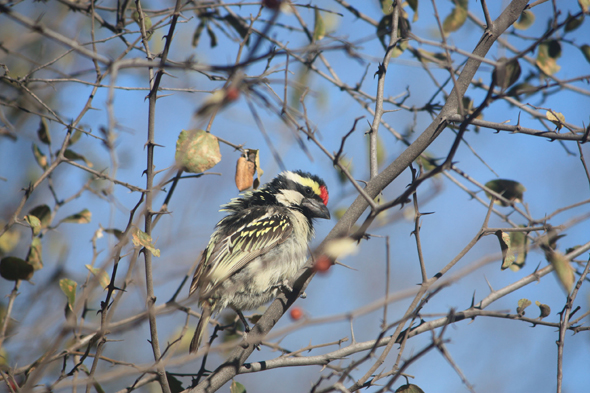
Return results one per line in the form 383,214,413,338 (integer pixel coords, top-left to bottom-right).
235,156,256,191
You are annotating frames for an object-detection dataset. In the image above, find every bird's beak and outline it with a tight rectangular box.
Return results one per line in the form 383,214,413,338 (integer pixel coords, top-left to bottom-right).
302,198,331,219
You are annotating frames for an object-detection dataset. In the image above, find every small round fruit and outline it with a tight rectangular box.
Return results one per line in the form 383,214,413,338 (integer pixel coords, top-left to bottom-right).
313,256,332,273
290,307,303,321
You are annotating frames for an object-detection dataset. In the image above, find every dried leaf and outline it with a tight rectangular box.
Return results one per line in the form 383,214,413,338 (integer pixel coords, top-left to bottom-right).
175,129,221,173
131,227,160,257
235,156,255,191
535,300,551,319
496,230,515,270
516,298,531,315
536,41,561,75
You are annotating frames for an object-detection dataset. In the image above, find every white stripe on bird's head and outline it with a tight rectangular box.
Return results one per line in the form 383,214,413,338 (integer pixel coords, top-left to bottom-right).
282,171,321,196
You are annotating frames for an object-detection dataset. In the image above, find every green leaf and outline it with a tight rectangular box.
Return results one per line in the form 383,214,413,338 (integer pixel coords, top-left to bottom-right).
496,230,515,270
565,13,584,32
224,14,250,45
581,44,590,64
546,251,575,294
516,298,531,315
442,3,468,34
391,39,409,58
131,227,161,257
64,149,93,168
508,228,528,271
24,215,41,233
68,128,83,146
192,20,207,47
26,237,43,270
335,157,353,184
37,118,51,145
494,57,521,91
59,278,77,310
206,25,218,47
377,15,392,49
0,257,34,281
85,265,110,289
514,10,535,30
535,301,551,319
408,0,419,22
395,384,425,393
230,381,247,393
313,9,326,41
484,179,526,206
175,129,222,174
103,228,124,240
415,152,438,172
379,0,393,15
28,205,52,234
61,209,92,224
32,143,48,170
166,372,184,393
507,82,537,98
0,228,21,254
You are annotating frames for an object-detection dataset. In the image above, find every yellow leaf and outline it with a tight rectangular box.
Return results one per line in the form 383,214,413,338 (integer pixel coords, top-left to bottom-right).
546,110,565,131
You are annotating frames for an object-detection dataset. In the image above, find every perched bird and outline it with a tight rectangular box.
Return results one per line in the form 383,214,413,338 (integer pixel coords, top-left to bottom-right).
188,170,330,353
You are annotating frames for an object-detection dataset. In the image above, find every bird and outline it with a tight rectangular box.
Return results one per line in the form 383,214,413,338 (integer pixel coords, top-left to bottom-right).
188,170,330,353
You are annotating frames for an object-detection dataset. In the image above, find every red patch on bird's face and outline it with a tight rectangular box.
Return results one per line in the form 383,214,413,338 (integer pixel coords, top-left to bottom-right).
319,185,329,206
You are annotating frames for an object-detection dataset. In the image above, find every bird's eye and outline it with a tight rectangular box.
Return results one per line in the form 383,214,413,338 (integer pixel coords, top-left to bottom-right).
304,186,313,196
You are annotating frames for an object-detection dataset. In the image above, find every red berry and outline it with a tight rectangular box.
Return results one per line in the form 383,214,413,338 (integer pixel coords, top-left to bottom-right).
225,87,240,101
290,307,303,321
313,256,332,273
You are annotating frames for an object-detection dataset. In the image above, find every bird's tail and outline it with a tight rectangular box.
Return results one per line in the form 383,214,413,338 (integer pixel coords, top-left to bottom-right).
190,305,211,354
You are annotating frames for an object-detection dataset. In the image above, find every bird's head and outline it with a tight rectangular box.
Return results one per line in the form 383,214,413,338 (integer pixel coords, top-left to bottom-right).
267,170,330,220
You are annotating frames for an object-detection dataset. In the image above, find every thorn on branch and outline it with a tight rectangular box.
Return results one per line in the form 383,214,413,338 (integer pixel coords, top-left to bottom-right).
374,63,386,78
